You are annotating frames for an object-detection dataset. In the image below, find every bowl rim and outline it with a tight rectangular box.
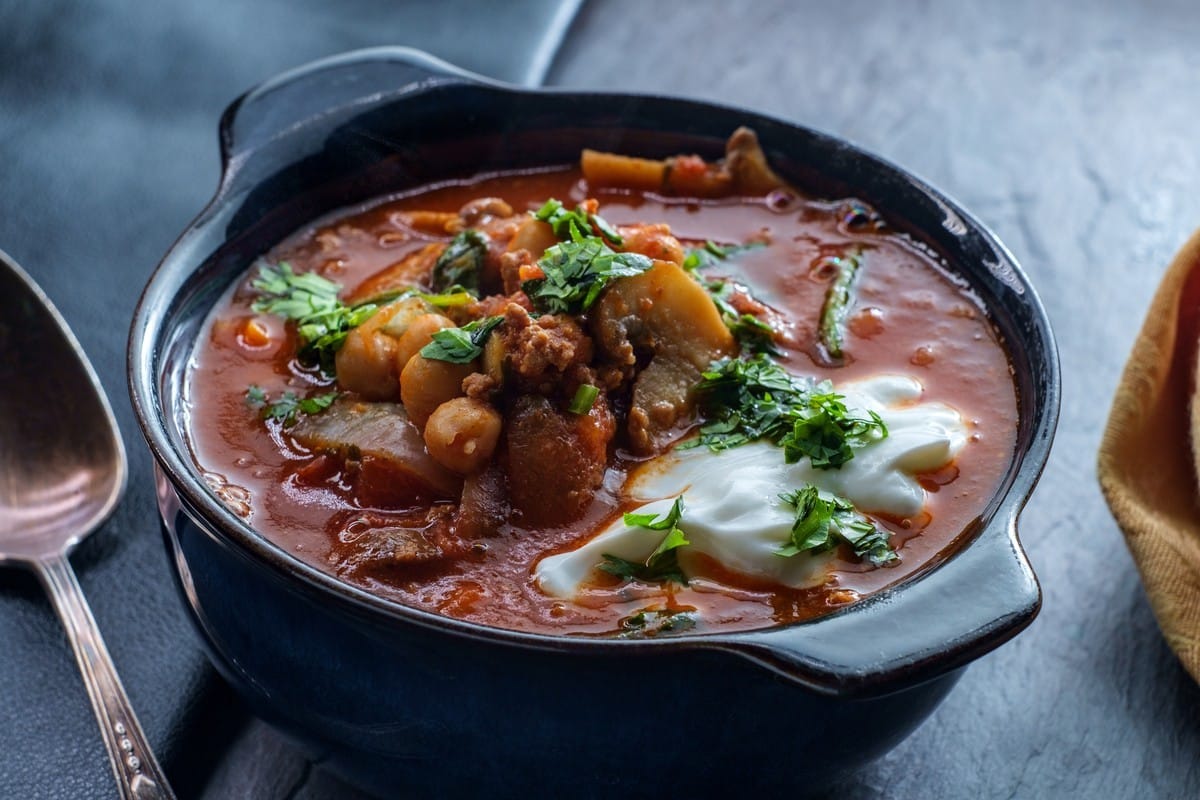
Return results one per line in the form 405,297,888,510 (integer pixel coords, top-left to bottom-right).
128,46,1060,697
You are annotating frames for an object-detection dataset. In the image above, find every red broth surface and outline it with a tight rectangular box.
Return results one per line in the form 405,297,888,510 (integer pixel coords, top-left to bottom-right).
186,167,1017,636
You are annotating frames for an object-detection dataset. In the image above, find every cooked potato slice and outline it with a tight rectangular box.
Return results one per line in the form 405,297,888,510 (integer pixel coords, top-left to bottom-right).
594,260,733,368
581,149,666,192
592,260,734,453
507,217,558,257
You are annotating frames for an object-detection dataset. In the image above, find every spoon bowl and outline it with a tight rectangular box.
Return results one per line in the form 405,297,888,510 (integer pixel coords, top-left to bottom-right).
0,252,125,560
0,249,175,800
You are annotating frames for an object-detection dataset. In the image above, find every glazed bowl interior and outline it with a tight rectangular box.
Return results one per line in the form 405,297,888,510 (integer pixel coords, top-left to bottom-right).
131,48,1059,698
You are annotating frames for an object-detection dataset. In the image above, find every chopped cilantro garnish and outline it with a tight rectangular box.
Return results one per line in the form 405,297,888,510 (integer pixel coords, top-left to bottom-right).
419,315,504,364
704,279,781,356
246,385,338,427
568,384,600,415
250,261,377,375
777,485,897,567
687,353,887,467
431,230,487,293
686,354,810,451
780,387,888,469
682,241,778,355
251,261,340,318
681,239,764,272
380,284,479,310
414,287,477,308
523,237,652,314
599,496,690,585
618,607,699,638
534,198,624,245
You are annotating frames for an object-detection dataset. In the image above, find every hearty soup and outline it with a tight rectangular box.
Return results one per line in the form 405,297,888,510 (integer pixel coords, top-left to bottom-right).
187,129,1017,637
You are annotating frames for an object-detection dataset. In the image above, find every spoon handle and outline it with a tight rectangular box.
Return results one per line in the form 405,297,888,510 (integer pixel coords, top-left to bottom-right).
35,554,177,800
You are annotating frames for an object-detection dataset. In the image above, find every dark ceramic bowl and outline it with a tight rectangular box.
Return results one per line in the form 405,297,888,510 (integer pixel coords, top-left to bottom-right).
128,47,1059,797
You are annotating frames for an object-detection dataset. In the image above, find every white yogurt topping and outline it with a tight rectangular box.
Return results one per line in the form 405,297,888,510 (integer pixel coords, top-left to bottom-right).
535,374,967,599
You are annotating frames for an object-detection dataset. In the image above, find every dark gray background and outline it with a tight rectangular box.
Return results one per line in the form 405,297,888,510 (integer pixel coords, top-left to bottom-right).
2,1,1198,798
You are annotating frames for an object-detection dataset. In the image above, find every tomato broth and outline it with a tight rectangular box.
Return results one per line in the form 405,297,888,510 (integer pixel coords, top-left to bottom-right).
187,156,1016,636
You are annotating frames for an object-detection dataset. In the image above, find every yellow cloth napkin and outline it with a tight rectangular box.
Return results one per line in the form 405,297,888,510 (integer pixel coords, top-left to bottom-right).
1099,229,1200,683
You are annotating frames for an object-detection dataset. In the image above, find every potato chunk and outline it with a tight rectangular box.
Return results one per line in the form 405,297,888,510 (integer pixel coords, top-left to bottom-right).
592,260,734,454
581,149,667,192
507,217,558,257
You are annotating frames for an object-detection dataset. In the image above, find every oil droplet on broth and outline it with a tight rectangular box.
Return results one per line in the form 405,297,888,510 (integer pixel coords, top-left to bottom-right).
911,345,936,366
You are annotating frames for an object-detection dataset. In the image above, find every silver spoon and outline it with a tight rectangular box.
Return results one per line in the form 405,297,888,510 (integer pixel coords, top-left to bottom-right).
0,250,175,800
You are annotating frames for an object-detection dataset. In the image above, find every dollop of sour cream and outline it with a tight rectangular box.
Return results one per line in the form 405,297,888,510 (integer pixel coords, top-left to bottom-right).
535,374,967,599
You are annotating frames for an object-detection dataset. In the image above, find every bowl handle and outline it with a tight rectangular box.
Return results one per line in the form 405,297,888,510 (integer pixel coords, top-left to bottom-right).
217,46,499,165
713,511,1041,697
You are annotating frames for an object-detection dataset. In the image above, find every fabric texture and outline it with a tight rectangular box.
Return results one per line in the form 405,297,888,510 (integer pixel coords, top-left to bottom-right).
1099,228,1200,683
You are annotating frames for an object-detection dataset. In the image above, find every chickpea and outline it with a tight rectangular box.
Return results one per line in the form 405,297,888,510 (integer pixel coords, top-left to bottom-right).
400,354,476,428
423,397,503,474
394,313,455,373
335,327,398,400
335,298,425,400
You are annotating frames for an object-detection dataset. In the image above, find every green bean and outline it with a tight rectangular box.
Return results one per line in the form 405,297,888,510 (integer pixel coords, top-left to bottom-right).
818,249,863,359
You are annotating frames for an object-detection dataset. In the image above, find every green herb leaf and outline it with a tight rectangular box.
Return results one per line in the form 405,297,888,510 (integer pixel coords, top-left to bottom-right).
599,552,689,586
599,496,690,585
818,248,863,359
367,284,479,311
534,198,624,245
431,230,488,293
682,241,778,355
686,354,809,451
416,286,477,308
568,384,600,415
703,279,781,356
623,495,686,532
523,237,652,314
251,262,341,318
245,385,267,407
780,384,888,470
419,315,504,363
246,385,338,427
687,354,887,467
250,261,377,375
839,516,898,567
682,239,764,272
618,607,699,638
777,485,898,567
